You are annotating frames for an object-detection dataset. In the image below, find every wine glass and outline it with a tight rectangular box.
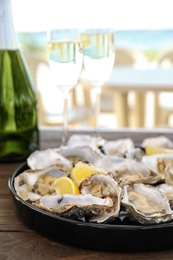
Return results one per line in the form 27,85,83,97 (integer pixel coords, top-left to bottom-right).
81,28,115,132
47,28,83,145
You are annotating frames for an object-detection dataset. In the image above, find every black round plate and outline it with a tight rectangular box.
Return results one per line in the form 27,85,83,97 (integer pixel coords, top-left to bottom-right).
8,163,173,252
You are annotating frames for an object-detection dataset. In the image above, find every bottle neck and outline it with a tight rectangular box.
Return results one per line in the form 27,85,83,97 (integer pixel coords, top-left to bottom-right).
0,0,18,50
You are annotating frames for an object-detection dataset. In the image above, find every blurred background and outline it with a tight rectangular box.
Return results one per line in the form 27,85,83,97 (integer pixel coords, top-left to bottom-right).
11,0,173,129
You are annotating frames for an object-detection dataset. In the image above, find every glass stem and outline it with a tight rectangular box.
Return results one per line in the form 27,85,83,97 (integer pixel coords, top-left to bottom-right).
62,90,69,145
94,85,102,133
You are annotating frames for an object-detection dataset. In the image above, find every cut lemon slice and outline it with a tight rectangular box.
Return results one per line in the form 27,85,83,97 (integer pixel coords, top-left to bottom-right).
145,145,173,156
70,161,106,186
53,176,80,195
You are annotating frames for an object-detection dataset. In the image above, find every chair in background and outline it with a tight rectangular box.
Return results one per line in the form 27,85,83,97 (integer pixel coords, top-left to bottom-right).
153,48,173,126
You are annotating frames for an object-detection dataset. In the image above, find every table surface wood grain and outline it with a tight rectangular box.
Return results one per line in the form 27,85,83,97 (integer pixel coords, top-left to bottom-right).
2,127,173,260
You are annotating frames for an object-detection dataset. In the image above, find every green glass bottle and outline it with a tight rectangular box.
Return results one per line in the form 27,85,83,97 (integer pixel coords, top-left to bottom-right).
0,0,39,162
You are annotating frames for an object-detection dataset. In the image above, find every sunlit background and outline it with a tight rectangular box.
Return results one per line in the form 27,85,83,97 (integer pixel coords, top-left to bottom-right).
10,0,173,129
12,0,173,31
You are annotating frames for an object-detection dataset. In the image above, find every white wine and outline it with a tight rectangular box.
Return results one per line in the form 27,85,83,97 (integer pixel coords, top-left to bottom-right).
48,41,80,63
82,32,114,58
0,0,39,162
48,40,83,87
81,32,115,83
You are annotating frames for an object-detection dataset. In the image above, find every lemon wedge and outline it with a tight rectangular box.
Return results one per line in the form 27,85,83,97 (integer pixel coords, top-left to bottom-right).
70,161,106,186
145,145,173,156
53,176,80,195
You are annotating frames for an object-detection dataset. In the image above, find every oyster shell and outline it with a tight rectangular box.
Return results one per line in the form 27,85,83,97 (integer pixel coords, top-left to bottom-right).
67,134,105,148
102,138,134,157
53,134,105,165
27,148,72,171
125,147,145,161
141,135,173,149
14,165,68,201
122,183,173,224
58,143,104,165
34,194,113,222
80,173,122,222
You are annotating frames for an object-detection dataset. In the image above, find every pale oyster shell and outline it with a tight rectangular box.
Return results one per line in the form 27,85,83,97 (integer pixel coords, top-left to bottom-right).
80,173,122,223
67,134,105,148
102,138,134,157
122,183,173,225
58,143,104,165
125,147,145,161
34,194,113,222
141,135,173,149
27,148,72,171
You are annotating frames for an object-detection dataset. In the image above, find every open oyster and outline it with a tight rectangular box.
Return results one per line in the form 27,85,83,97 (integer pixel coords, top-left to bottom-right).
157,184,173,209
95,156,160,186
122,183,173,225
14,165,68,201
80,173,122,223
142,154,173,182
34,194,113,222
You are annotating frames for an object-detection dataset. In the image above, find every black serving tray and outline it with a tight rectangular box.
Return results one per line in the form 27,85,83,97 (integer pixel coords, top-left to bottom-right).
8,163,173,252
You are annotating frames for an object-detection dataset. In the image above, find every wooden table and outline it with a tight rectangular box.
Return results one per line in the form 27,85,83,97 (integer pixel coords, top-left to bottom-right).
105,67,173,127
2,127,173,260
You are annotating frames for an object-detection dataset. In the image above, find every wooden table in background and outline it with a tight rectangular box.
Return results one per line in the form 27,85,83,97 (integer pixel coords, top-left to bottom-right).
1,127,173,260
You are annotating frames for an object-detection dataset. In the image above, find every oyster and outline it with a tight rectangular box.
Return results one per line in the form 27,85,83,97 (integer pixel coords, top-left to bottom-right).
122,183,173,224
58,143,104,165
80,173,122,222
157,183,173,209
102,138,134,157
162,161,173,185
141,135,173,149
27,148,72,171
34,194,113,222
141,154,173,182
67,134,105,148
95,156,160,186
125,147,145,161
14,165,68,201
